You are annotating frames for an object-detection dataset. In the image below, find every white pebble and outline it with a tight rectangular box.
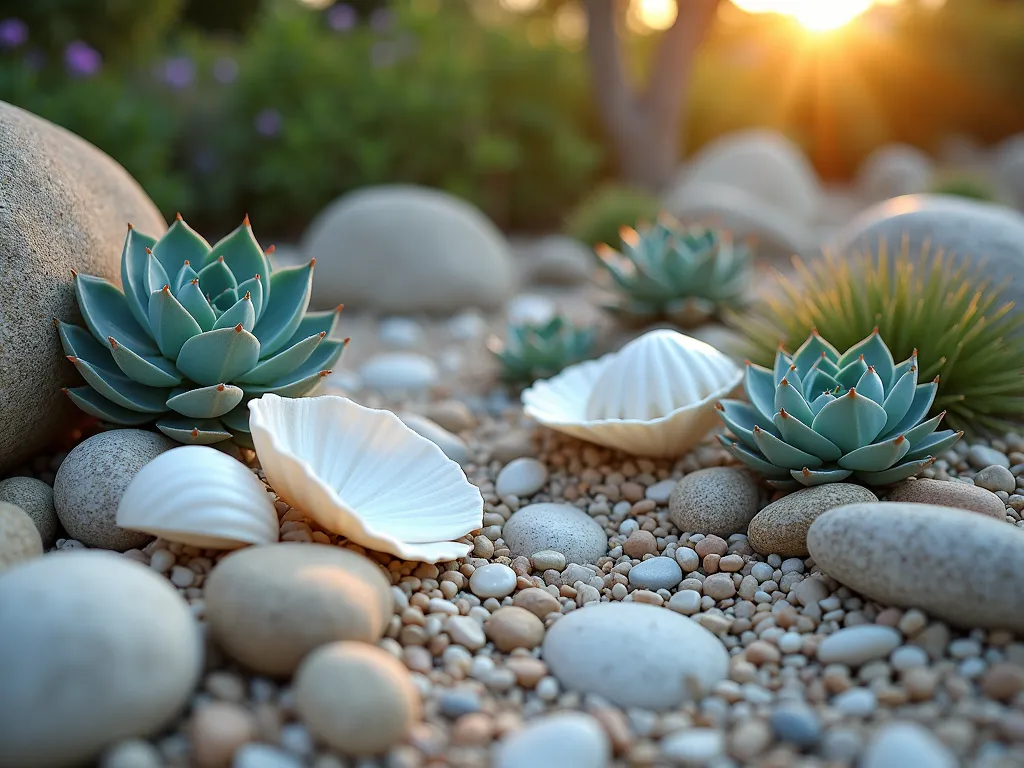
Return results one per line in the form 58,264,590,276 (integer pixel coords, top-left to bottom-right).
890,646,928,671
378,317,424,348
446,616,486,651
232,743,303,768
149,549,175,574
496,458,549,499
750,562,774,583
661,728,724,764
169,565,195,588
532,550,567,571
778,633,803,654
817,625,902,667
667,590,701,616
861,722,956,768
832,687,877,717
645,480,676,504
675,548,700,573
469,564,518,599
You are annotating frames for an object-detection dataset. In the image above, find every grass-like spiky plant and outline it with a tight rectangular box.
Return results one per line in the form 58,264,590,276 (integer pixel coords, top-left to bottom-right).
733,240,1024,434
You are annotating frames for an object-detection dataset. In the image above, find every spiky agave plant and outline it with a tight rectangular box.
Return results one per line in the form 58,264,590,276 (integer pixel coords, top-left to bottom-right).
717,329,962,489
56,215,347,446
595,215,752,328
488,316,597,383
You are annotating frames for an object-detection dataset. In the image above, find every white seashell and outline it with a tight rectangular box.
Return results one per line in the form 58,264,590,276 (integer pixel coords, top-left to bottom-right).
522,329,743,457
117,446,279,549
248,393,483,562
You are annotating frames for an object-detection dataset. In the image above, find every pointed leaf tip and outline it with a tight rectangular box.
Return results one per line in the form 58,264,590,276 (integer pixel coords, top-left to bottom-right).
70,268,78,277
108,337,118,348
162,284,170,293
183,260,190,266
265,244,275,255
144,247,152,255
175,212,183,220
894,434,905,444
318,331,326,339
191,428,199,437
309,258,316,267
66,355,78,363
216,383,225,391
318,369,331,377
714,402,724,411
234,323,243,333
127,222,133,230
342,336,351,344
780,378,790,387
779,407,790,418
933,375,940,383
243,214,250,226
244,291,251,300
847,388,857,397
51,317,59,328
336,304,344,312
801,467,812,476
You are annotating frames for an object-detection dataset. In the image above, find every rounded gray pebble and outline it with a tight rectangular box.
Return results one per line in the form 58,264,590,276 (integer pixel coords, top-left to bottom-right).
0,476,58,546
747,484,878,557
502,503,607,564
885,478,1005,519
974,465,1016,494
669,467,761,537
628,556,682,591
968,445,1010,469
54,430,177,551
769,706,821,747
495,712,610,768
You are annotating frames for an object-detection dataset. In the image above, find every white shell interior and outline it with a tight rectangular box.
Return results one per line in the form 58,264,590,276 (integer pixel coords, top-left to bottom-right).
248,393,483,562
117,445,279,549
522,329,742,458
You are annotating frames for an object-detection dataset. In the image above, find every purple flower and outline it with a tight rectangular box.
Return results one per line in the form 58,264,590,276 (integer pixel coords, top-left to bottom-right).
0,18,27,48
160,56,195,89
254,108,283,138
326,3,356,32
369,7,395,33
64,40,101,78
213,56,238,85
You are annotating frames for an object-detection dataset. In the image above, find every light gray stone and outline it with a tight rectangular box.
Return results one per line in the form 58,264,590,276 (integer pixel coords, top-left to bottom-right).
0,101,166,472
0,476,58,546
302,184,515,313
0,501,43,572
857,144,934,203
495,712,610,768
397,412,469,465
968,444,1011,469
495,458,548,499
861,722,956,768
668,467,762,538
53,429,177,551
817,625,902,667
747,484,879,557
660,728,724,765
520,235,594,287
808,502,1024,632
541,602,729,710
378,316,424,348
360,353,438,392
502,503,607,565
628,556,683,591
885,478,1005,519
0,551,201,767
974,464,1016,494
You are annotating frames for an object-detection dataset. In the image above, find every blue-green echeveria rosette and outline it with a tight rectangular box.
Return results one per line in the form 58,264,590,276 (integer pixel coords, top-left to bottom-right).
56,215,347,447
716,329,962,489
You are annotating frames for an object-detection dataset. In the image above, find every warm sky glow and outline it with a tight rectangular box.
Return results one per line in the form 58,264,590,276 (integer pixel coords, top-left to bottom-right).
729,0,877,31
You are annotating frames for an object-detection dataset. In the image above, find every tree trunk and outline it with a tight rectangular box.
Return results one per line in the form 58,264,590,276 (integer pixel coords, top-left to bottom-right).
584,0,719,193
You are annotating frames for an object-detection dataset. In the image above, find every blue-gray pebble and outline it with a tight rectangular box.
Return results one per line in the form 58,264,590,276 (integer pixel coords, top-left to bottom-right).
770,706,821,747
628,557,683,591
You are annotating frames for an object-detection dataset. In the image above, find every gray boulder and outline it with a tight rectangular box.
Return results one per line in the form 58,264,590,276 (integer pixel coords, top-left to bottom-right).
0,101,166,472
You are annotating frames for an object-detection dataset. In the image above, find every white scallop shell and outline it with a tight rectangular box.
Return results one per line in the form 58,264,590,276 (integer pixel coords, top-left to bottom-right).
522,329,743,457
248,393,483,562
117,446,279,549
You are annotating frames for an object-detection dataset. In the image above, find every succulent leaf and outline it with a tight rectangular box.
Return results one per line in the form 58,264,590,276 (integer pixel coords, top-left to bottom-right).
837,435,911,471
152,215,211,276
108,338,183,387
902,411,945,444
789,467,854,487
880,367,917,433
172,261,200,294
148,285,203,360
856,367,886,405
166,383,244,419
213,294,256,333
64,386,156,425
716,400,768,451
251,261,314,359
67,355,170,413
120,227,159,333
880,379,939,440
854,457,935,486
791,333,839,376
773,408,843,461
903,429,963,462
838,330,895,388
237,274,265,321
75,273,158,355
176,325,261,386
205,219,270,299
744,362,776,423
57,320,117,371
490,316,597,384
219,403,252,433
774,378,814,425
753,426,823,469
240,339,345,397
812,390,888,454
725,440,794,479
156,416,233,445
175,280,217,332
235,332,326,385
286,306,343,347
197,257,237,301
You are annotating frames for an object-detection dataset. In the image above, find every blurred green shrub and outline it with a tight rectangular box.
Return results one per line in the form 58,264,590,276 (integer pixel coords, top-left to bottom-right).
929,172,999,203
564,184,661,248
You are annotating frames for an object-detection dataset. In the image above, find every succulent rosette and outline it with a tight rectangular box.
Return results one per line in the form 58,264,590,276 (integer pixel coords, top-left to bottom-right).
56,215,346,446
488,316,597,383
717,330,962,488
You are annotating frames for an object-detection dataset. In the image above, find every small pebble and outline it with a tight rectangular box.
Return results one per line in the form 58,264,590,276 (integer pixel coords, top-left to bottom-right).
974,464,1016,494
833,687,877,717
660,728,724,764
486,606,546,651
628,557,683,592
531,550,567,572
496,458,549,499
769,706,821,747
817,625,902,667
469,564,518,599
623,530,658,559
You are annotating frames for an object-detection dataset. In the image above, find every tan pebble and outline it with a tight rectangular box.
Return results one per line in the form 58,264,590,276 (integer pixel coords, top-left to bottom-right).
473,536,494,559
204,672,246,704
190,702,255,768
251,703,282,743
590,705,632,752
621,482,645,503
623,530,658,559
505,657,547,688
703,573,737,601
452,713,493,746
511,556,531,577
695,535,728,558
719,554,744,573
981,662,1024,701
0,502,43,573
512,588,560,618
745,641,781,665
902,667,939,701
632,590,663,606
729,719,773,761
703,553,721,574
403,645,433,674
485,606,545,651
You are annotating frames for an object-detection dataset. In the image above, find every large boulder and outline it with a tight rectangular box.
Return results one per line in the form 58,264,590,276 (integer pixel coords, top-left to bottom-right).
302,185,516,313
666,129,821,224
856,143,934,204
0,101,166,473
830,194,1024,320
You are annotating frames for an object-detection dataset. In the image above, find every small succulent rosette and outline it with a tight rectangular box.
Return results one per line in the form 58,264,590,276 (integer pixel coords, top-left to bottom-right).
488,316,597,384
56,215,346,446
717,330,962,489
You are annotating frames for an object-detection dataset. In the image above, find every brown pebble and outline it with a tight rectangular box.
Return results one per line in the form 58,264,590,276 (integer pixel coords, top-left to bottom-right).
512,587,561,618
703,553,721,574
621,482,645,503
505,657,547,688
451,713,494,746
981,662,1024,702
730,719,773,761
745,640,781,665
874,607,903,627
190,703,255,768
695,535,728,558
623,530,658,559
703,573,737,601
902,667,939,701
719,554,744,572
485,606,545,651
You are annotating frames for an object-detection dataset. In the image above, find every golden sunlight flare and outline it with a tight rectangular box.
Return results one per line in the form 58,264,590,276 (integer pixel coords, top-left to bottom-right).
631,0,679,31
731,0,877,31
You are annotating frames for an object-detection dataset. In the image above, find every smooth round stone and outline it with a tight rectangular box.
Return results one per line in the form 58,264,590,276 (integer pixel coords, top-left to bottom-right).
205,543,393,675
358,352,438,392
667,590,701,615
495,713,610,768
808,502,1024,632
502,503,607,565
531,549,567,572
448,310,488,341
541,602,729,710
0,551,201,766
423,400,475,433
747,484,878,557
53,429,177,551
968,445,1011,470
861,722,956,768
485,606,546,651
646,479,677,504
890,646,929,671
99,739,163,768
397,412,469,465
469,563,518,599
833,687,877,716
817,625,902,667
974,465,1017,494
885,478,1005,519
669,467,761,537
446,615,486,651
661,728,724,764
190,702,255,768
378,316,424,348
506,294,557,325
0,476,58,546
769,706,821,747
495,458,549,499
628,556,683,591
295,641,420,756
0,502,43,573
232,743,303,768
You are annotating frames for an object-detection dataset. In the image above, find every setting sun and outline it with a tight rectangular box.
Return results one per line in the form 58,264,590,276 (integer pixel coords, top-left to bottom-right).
731,0,877,31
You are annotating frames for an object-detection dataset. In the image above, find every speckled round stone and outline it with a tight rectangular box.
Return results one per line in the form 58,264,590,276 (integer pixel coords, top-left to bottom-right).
808,502,1024,632
669,467,761,537
0,502,43,573
495,712,610,768
469,563,518,599
205,543,393,675
53,429,177,551
973,465,1017,494
628,556,683,591
0,476,58,546
502,503,607,564
495,458,548,499
885,478,1005,519
295,641,420,756
542,602,729,710
0,551,202,767
747,484,879,557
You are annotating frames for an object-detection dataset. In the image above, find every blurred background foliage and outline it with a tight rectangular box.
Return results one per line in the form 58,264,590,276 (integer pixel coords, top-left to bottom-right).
0,0,1020,238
